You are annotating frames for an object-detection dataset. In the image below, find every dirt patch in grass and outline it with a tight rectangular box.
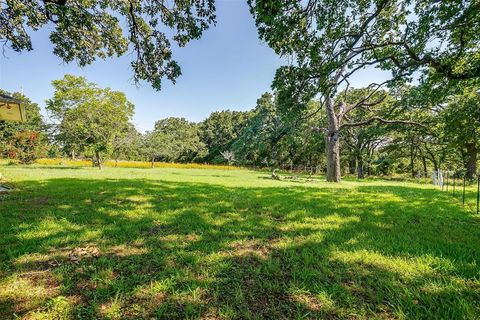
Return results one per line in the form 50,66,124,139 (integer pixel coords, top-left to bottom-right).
108,244,148,257
29,196,50,207
0,269,60,318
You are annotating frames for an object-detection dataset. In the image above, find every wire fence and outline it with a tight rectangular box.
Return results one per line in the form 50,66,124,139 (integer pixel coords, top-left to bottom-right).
246,166,480,215
434,170,480,215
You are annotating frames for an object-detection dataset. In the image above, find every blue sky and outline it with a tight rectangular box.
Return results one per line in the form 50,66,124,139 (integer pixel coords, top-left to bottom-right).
0,1,388,132
0,1,283,132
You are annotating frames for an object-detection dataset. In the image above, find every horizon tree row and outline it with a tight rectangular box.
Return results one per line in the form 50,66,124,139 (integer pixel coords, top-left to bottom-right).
1,74,478,179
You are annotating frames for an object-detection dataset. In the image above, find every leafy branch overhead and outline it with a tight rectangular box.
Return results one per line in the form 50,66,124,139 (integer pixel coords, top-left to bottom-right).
250,0,480,84
0,0,216,90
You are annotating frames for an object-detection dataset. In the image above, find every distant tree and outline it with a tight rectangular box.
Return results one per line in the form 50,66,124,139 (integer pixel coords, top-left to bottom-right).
1,0,216,90
441,84,480,180
111,123,143,164
199,110,251,163
392,76,480,179
220,150,235,166
142,131,163,167
233,93,285,165
339,89,397,178
233,92,325,168
146,117,206,163
46,75,134,169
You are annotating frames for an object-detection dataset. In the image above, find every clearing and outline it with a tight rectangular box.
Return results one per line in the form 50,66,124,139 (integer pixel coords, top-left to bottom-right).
0,165,479,319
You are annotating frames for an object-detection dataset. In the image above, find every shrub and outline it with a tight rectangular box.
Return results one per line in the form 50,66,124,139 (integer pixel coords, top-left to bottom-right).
6,130,47,164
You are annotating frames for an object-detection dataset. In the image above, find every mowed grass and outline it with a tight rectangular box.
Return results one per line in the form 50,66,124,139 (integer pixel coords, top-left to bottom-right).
1,165,479,319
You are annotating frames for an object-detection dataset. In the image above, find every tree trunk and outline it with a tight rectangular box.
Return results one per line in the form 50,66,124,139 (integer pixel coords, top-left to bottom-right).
422,156,428,177
71,149,75,160
431,158,438,172
95,151,102,170
348,158,356,174
326,136,341,182
410,143,416,178
325,96,341,182
465,142,477,180
357,155,364,179
151,156,155,168
424,146,439,172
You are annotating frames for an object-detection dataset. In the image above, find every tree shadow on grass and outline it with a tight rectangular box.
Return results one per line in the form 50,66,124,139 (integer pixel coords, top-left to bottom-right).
0,178,479,319
22,165,85,170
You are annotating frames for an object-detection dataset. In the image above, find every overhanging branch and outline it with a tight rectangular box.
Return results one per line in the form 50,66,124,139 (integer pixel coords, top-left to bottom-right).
340,117,425,130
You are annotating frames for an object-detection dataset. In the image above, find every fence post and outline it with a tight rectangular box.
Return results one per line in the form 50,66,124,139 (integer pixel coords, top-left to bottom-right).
452,172,455,196
445,171,449,192
463,174,466,205
441,170,444,191
477,174,480,215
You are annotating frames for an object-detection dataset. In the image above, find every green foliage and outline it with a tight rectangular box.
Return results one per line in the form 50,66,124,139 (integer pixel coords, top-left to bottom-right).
249,0,480,181
5,130,47,164
145,117,206,163
111,123,143,162
250,0,480,84
341,89,393,177
46,75,134,167
199,110,251,163
232,93,325,167
232,92,285,165
1,0,216,90
441,82,480,178
0,90,48,160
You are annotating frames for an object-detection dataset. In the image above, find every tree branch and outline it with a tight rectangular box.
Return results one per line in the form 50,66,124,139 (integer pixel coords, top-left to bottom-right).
340,117,425,130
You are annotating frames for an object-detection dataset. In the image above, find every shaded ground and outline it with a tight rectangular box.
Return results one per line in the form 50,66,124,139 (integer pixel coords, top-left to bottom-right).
0,166,479,319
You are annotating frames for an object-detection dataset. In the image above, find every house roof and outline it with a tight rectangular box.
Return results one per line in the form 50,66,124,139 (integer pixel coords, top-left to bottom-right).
0,93,22,104
0,93,26,122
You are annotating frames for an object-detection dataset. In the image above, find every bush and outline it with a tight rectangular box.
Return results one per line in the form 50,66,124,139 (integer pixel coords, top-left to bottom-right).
6,130,47,164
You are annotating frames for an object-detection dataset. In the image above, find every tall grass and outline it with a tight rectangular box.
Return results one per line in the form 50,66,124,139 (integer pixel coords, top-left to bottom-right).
35,158,237,170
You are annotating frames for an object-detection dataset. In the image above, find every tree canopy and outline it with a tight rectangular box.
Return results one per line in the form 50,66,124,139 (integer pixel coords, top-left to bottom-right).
248,0,480,181
1,0,216,90
46,75,134,168
145,117,206,163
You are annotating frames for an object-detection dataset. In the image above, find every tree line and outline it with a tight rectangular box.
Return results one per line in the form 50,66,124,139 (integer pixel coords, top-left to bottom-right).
1,0,479,181
1,74,478,180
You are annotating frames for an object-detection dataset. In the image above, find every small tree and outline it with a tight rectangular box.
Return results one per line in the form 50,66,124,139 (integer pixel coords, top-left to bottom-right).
220,150,235,166
111,124,142,165
46,75,134,169
142,131,163,167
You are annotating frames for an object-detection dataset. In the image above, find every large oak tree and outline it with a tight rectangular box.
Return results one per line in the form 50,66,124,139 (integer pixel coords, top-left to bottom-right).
249,0,480,181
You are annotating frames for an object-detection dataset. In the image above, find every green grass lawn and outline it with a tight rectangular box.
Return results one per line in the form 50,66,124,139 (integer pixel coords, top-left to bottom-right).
1,165,479,319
